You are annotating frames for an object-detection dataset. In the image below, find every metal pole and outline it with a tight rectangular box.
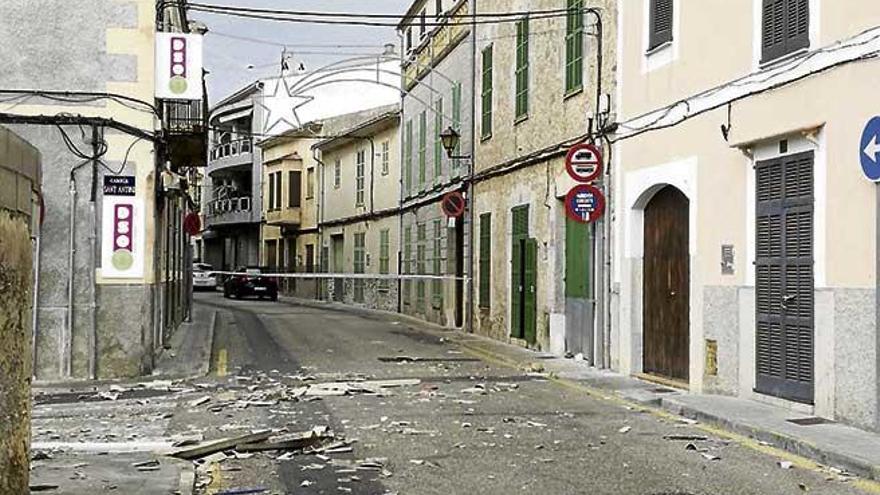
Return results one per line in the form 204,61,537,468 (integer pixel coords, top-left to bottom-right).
466,0,478,333
65,169,78,378
876,183,880,428
88,125,99,380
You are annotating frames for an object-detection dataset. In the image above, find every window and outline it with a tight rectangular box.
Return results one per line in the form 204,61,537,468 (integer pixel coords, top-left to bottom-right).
275,172,282,209
266,240,278,270
381,141,390,175
565,0,584,93
418,111,427,188
416,223,426,311
432,220,443,305
306,167,315,199
405,120,413,194
379,229,390,292
334,159,341,188
288,170,301,207
419,10,427,39
305,244,315,273
761,0,809,63
515,17,530,120
268,172,276,210
355,149,366,206
479,213,491,308
481,45,493,140
648,0,673,51
353,233,365,303
403,226,412,304
434,97,444,180
452,82,462,169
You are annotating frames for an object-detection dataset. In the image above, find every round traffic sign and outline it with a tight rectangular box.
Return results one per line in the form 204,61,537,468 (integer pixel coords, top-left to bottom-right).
565,143,603,183
860,116,880,182
441,191,466,218
565,184,605,224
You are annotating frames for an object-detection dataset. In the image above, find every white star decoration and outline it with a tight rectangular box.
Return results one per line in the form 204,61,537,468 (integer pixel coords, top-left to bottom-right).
257,75,314,136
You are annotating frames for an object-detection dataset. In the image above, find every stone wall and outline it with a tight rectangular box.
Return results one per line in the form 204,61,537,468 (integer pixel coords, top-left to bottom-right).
0,126,40,495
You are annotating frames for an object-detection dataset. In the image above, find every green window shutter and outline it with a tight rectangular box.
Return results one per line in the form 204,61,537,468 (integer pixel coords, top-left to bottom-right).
405,120,413,195
416,223,426,311
515,17,530,120
452,82,462,164
479,213,492,308
565,0,584,93
403,226,412,305
510,205,529,338
355,150,365,206
565,217,591,298
432,220,443,304
524,238,538,344
481,45,493,140
418,111,427,189
434,97,443,180
379,229,390,291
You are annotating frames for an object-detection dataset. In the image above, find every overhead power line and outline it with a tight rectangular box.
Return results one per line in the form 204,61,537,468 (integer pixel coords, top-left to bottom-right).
187,3,594,28
188,3,582,20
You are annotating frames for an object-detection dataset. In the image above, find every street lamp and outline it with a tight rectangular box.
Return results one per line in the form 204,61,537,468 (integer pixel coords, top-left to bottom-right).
440,126,469,159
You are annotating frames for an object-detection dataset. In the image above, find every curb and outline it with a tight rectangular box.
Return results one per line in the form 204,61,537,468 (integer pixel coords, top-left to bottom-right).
660,397,880,481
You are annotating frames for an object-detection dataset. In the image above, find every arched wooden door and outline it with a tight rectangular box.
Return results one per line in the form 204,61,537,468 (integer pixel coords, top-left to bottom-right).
643,186,690,382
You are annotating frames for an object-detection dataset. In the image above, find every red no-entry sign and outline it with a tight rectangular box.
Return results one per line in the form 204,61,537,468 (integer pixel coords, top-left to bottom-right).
441,191,466,218
565,143,603,183
565,184,605,224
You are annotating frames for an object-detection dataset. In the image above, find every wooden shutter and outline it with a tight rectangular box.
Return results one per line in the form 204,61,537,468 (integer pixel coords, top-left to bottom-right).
510,205,529,338
515,17,529,119
755,151,814,404
479,213,491,308
649,0,673,50
289,171,301,207
524,238,538,344
762,0,809,62
481,45,493,139
268,173,276,209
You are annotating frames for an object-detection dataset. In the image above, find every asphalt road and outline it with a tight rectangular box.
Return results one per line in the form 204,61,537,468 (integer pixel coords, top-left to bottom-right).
187,292,866,495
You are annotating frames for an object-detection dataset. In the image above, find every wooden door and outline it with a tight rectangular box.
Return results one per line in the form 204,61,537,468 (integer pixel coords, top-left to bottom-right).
643,186,690,381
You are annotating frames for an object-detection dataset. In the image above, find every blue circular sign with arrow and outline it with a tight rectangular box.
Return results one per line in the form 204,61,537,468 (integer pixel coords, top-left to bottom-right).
860,116,880,182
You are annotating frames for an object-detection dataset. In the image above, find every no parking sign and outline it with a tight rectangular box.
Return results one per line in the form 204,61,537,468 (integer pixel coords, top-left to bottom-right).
565,184,605,224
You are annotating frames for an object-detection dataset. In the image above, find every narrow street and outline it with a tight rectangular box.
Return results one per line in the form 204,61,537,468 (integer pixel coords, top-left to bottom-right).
134,294,866,494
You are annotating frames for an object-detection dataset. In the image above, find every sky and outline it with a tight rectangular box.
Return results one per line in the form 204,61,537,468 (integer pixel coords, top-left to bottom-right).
191,0,413,103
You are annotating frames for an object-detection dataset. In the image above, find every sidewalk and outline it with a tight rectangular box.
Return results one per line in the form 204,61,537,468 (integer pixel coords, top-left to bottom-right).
448,330,880,481
153,302,218,379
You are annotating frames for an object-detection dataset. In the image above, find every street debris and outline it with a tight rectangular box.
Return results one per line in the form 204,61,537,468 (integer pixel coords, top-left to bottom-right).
216,488,267,495
779,461,793,469
188,396,211,407
663,434,708,441
171,430,273,460
618,426,632,434
30,484,59,492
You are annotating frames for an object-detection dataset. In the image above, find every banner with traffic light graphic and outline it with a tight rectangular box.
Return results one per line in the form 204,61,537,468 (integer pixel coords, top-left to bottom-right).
155,33,204,100
101,177,145,279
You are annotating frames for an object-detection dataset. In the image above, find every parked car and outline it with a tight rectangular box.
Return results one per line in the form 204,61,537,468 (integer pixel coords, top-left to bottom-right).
193,263,217,291
223,266,279,301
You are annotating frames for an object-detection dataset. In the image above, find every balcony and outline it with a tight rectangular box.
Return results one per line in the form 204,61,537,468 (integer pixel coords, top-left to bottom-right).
266,207,302,227
208,138,254,174
163,100,208,168
205,196,258,226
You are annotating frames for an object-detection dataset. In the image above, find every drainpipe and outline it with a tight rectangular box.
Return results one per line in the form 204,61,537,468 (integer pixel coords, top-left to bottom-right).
66,157,91,378
314,146,326,298
466,0,478,334
397,31,406,315
88,126,100,380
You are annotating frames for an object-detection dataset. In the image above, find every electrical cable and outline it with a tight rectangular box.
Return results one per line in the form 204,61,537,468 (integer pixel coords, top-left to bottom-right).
0,90,160,116
99,136,143,175
188,3,585,20
187,4,596,28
